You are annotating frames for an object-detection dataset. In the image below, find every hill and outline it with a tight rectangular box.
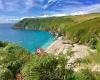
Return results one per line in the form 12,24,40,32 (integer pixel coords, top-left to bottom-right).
15,13,100,51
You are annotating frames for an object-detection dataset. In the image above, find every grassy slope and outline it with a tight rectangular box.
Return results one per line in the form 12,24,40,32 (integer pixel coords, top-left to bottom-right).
15,13,100,29
15,16,75,34
66,17,100,47
70,13,100,22
15,13,100,49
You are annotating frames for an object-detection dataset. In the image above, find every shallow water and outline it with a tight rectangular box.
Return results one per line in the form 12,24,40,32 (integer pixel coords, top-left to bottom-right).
0,23,55,52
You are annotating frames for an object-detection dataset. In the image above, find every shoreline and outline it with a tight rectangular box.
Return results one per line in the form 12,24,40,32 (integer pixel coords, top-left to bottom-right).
45,36,67,55
45,36,96,64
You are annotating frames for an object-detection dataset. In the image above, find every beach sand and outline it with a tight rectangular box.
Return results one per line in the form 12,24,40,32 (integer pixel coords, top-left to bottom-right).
45,36,96,63
45,37,68,55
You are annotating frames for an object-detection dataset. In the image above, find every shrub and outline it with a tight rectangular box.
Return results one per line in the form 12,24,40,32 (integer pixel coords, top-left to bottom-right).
0,41,8,47
4,43,21,53
74,69,95,80
0,67,13,80
21,54,74,80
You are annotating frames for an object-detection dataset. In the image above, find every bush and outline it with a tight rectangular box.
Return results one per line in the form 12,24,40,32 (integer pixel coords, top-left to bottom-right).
0,41,8,47
0,67,13,80
4,43,21,53
21,54,74,80
74,69,95,80
96,41,100,52
0,42,31,79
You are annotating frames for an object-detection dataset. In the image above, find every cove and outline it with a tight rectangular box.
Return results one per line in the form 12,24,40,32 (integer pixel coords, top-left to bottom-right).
0,23,55,52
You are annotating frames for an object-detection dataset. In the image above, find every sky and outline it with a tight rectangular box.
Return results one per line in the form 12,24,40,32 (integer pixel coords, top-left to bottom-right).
0,0,100,22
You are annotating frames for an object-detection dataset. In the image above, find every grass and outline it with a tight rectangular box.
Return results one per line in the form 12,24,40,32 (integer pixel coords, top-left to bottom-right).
70,13,100,22
84,52,100,64
66,17,100,49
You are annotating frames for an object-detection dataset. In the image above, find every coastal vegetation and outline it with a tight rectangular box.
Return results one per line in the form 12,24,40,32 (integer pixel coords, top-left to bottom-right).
0,42,100,80
15,13,100,51
0,42,31,79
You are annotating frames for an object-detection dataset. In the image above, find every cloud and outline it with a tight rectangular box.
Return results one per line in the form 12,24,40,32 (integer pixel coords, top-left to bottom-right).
70,11,87,15
51,13,67,16
25,0,34,9
19,13,67,19
39,14,49,17
42,0,57,9
0,0,4,10
0,0,100,19
86,4,100,13
42,0,83,10
0,0,20,12
23,0,43,13
37,13,67,18
4,1,19,12
64,0,83,5
42,3,100,17
0,0,41,13
48,0,56,3
0,16,20,23
70,4,100,15
25,0,33,6
0,16,19,20
23,0,34,12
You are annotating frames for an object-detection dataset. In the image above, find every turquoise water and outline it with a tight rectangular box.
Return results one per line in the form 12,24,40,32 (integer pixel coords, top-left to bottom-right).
0,23,55,52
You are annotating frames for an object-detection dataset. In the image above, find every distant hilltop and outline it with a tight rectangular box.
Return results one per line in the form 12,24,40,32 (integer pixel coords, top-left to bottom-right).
14,13,100,32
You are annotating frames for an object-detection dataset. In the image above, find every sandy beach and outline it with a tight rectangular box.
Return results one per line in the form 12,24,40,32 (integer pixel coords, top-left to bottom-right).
45,36,68,55
45,36,96,63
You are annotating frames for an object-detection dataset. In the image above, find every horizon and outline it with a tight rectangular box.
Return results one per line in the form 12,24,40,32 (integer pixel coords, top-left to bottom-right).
0,0,100,22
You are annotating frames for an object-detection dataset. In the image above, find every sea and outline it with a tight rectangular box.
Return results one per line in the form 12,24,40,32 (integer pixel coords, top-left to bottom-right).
0,23,55,52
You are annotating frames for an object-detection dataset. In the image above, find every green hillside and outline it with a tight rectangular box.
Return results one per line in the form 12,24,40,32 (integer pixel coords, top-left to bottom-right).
15,13,100,51
15,16,75,35
66,17,100,49
15,13,100,31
